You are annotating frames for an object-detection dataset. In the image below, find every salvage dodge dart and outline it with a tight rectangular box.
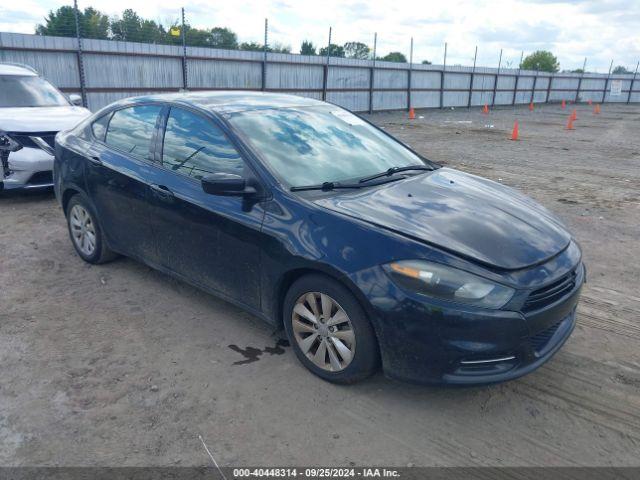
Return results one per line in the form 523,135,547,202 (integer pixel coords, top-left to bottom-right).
54,91,584,384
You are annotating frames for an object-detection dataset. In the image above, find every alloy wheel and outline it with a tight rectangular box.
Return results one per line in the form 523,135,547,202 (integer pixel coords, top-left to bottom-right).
291,292,356,372
69,204,97,256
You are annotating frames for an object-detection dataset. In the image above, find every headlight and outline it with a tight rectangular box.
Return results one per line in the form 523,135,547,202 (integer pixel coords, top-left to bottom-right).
384,260,514,309
0,131,22,152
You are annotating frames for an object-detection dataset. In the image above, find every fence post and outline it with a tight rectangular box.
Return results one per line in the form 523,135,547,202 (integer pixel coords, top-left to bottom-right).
545,73,552,103
181,8,188,90
575,57,587,103
440,42,447,109
602,59,613,103
368,32,377,114
73,0,87,108
468,46,477,109
530,70,538,104
262,19,268,91
322,27,331,101
627,61,639,104
407,37,413,111
512,51,523,106
491,49,502,107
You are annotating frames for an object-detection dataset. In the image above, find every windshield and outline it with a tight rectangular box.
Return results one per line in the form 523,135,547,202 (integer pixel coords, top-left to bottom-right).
0,75,70,108
228,105,428,187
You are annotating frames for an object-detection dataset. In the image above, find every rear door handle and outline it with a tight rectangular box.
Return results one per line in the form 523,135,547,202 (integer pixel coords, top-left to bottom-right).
88,155,102,165
150,184,174,200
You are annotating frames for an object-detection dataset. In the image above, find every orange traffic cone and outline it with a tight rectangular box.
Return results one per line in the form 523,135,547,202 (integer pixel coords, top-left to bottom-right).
482,104,489,114
570,108,577,121
561,99,566,109
510,120,519,141
529,102,534,112
594,104,601,114
566,115,575,130
409,107,415,120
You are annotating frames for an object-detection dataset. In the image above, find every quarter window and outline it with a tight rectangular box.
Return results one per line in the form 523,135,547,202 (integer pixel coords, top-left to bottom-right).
161,107,244,179
105,105,161,161
91,113,111,142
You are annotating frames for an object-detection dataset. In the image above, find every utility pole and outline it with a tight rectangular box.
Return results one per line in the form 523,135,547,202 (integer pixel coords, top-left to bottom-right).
576,57,587,103
440,42,447,109
627,61,639,104
322,26,331,101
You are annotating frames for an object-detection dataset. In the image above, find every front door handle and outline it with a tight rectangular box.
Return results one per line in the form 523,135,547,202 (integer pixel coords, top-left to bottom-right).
88,155,102,165
150,184,175,201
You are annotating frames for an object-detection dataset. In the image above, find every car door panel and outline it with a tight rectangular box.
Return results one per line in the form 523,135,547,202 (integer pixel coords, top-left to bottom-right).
147,106,265,310
84,105,161,259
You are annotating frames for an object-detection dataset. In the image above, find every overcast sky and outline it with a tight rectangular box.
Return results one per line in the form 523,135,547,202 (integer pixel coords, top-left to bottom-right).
3,0,639,72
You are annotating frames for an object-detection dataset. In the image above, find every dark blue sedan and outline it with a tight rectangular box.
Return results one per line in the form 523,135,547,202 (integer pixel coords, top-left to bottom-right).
54,92,584,385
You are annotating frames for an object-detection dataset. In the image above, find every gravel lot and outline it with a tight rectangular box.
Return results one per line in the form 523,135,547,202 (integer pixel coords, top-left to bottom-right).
1,103,639,467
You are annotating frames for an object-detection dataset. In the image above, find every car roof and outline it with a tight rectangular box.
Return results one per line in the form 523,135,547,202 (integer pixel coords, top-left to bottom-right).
114,90,327,114
0,63,39,76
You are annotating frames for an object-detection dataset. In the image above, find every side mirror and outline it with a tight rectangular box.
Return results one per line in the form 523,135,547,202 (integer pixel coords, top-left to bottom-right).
201,173,256,197
69,94,83,106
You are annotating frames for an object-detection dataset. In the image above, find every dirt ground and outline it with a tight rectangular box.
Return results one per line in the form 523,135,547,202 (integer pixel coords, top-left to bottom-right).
1,103,639,467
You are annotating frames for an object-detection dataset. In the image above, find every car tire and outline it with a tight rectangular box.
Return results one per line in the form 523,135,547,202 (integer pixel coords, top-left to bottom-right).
283,274,379,384
66,194,118,264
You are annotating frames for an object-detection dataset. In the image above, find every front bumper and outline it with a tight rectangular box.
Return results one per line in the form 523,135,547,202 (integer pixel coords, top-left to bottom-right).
351,262,584,385
1,147,54,190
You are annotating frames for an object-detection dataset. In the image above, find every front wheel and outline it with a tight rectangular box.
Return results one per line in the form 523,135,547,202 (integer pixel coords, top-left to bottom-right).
283,274,379,384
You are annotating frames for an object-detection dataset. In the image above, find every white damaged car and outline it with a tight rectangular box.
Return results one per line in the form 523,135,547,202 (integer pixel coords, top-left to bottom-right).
0,63,91,191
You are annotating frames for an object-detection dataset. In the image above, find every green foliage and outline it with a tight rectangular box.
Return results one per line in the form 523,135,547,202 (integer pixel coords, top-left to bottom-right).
612,65,630,74
421,59,432,65
36,5,109,39
344,41,370,59
210,27,238,49
319,44,345,58
520,50,559,73
239,41,291,53
300,40,316,55
379,52,407,63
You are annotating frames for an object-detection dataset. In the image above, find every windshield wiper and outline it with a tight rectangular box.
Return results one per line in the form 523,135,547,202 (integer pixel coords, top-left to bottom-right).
290,175,405,192
290,181,362,192
358,165,433,184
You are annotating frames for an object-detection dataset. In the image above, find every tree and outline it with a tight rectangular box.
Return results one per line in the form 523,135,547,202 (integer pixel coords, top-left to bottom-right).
421,59,432,65
520,50,559,72
344,41,370,59
36,5,109,39
210,27,238,49
612,65,630,74
319,43,345,58
300,40,316,55
379,51,407,63
111,9,166,42
239,41,263,51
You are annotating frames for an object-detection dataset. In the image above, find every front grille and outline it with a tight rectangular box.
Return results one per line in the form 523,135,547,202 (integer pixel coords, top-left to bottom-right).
529,320,562,353
9,132,57,150
523,268,578,312
27,170,53,185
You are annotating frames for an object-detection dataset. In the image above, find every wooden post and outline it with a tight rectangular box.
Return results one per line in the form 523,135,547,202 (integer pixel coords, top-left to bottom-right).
468,46,477,109
492,49,502,107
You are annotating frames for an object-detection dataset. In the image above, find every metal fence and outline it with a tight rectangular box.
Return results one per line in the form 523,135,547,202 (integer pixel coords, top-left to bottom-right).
1,31,638,113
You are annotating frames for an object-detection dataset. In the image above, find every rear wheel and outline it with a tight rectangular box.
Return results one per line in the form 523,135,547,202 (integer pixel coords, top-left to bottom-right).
66,194,118,264
283,274,379,383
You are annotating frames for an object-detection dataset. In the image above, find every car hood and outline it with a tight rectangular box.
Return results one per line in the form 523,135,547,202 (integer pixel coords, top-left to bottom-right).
314,168,571,270
0,106,91,133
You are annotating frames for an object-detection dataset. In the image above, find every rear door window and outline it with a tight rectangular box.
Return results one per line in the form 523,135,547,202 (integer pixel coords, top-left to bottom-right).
161,107,244,180
105,105,162,161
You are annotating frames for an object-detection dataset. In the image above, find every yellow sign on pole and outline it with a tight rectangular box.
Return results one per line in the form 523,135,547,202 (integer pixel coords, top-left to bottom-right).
169,27,181,37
